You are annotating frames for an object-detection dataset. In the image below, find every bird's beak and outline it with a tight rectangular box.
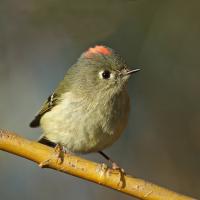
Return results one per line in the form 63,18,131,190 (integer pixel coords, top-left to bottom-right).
125,68,141,75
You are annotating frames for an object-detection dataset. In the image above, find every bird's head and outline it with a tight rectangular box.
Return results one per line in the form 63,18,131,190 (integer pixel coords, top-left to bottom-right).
66,45,140,98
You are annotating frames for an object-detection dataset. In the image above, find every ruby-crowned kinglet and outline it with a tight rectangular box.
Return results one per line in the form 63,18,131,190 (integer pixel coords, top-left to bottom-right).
30,45,140,169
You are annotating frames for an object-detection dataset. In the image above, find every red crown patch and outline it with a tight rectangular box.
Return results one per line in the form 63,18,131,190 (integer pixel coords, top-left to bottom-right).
84,45,112,58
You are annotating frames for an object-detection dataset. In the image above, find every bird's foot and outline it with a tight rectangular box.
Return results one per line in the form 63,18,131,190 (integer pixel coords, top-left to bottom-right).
109,161,126,188
39,144,65,168
111,161,125,174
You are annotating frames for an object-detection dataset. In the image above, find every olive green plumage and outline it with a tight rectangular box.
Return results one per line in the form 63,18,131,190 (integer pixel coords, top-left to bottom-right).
30,45,139,153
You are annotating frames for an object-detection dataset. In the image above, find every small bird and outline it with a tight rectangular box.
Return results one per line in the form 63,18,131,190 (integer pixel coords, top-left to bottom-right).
30,45,140,169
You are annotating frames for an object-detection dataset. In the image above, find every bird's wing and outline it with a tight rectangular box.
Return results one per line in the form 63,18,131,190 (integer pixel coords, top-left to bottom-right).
29,93,60,128
29,65,74,128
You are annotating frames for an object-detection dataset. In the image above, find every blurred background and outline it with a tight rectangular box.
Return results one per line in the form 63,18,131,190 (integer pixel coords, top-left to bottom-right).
0,0,200,199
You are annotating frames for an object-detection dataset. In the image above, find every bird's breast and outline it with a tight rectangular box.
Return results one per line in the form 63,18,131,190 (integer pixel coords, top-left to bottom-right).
40,91,130,153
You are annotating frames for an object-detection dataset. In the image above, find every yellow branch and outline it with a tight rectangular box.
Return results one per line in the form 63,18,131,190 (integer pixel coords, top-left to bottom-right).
0,130,196,200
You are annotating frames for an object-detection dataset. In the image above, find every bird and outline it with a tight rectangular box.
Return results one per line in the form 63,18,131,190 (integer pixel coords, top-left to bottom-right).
30,45,140,169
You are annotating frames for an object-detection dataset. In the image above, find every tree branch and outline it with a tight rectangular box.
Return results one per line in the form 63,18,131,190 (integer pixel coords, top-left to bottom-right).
0,129,196,200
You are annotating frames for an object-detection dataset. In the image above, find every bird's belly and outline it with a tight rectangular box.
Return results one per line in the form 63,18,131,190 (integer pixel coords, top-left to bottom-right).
40,93,129,153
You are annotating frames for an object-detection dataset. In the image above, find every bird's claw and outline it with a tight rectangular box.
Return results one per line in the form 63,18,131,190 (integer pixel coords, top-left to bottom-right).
110,162,126,188
111,162,125,174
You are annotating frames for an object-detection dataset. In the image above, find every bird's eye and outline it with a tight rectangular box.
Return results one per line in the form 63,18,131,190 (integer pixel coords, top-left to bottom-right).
101,70,111,79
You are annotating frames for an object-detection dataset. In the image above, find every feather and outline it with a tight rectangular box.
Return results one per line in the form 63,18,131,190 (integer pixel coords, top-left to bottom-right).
29,93,59,127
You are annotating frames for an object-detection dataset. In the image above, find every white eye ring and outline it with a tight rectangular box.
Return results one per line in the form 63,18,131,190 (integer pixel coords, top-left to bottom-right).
99,70,114,79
